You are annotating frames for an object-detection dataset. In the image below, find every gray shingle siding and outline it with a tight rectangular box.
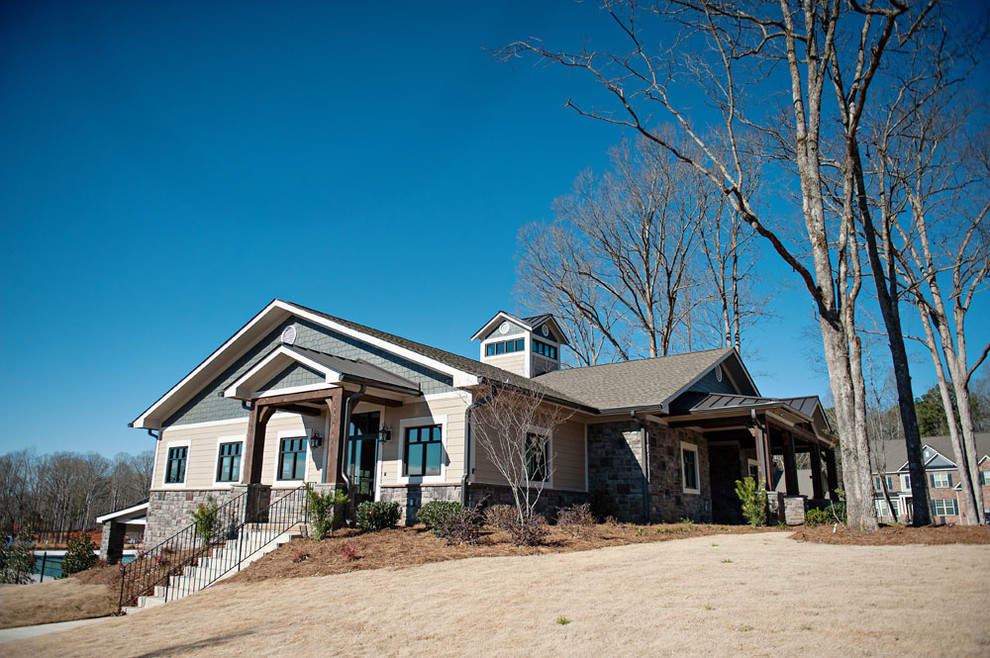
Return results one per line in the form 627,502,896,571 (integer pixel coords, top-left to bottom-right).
163,319,454,427
265,363,324,391
688,368,737,395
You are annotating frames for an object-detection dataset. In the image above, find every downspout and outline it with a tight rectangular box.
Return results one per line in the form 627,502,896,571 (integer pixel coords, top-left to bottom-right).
461,388,498,506
336,385,366,490
630,411,651,522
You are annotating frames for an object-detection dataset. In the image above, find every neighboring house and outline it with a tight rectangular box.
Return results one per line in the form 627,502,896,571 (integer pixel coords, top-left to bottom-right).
96,500,148,564
131,300,838,545
870,434,990,524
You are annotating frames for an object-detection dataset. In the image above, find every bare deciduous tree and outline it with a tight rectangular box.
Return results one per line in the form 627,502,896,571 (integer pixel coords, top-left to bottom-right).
470,382,573,525
501,0,943,531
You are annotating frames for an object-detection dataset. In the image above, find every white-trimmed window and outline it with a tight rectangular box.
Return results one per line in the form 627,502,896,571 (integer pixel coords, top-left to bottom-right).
980,472,990,486
164,446,187,484
874,499,898,518
215,440,243,484
929,472,951,488
931,499,958,516
902,474,911,491
276,436,307,482
524,432,550,483
681,442,700,494
875,476,892,491
398,415,447,483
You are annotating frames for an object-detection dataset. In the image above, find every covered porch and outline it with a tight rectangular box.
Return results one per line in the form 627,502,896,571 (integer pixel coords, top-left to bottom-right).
667,394,839,524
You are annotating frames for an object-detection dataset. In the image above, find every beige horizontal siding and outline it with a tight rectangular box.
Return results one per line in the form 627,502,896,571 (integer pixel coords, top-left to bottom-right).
379,395,469,486
482,352,527,377
472,418,586,492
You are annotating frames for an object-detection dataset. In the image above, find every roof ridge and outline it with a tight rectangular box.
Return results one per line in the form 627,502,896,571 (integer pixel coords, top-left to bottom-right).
537,346,733,377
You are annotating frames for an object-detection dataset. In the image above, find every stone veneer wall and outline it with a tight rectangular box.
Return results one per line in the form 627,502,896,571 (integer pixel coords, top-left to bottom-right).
587,421,649,522
145,489,239,547
379,483,588,524
587,420,714,523
645,421,712,522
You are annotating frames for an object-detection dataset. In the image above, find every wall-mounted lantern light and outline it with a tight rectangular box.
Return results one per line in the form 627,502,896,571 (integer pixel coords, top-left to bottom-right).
309,429,323,450
378,426,392,442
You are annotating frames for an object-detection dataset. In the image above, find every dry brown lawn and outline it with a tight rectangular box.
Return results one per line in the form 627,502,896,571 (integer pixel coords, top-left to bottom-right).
3,532,988,657
0,578,116,630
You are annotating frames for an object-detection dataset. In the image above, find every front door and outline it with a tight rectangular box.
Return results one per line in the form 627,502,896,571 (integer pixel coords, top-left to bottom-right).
347,412,381,504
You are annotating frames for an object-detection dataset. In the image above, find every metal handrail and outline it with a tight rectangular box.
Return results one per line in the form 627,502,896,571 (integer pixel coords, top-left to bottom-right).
117,486,308,612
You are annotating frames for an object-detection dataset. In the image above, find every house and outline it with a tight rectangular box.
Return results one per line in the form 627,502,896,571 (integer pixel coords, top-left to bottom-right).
130,299,838,546
870,434,990,524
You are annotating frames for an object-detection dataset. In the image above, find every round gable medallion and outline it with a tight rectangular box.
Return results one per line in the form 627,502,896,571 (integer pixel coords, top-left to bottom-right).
499,321,510,334
541,325,549,337
280,326,297,345
714,364,723,382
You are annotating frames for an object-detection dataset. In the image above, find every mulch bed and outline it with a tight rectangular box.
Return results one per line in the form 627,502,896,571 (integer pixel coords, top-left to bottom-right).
789,523,990,545
223,522,776,583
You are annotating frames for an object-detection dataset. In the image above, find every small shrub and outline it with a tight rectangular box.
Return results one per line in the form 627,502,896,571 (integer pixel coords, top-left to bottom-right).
62,534,97,576
556,616,571,626
589,487,617,522
306,485,349,540
191,496,219,541
340,542,358,561
441,506,483,545
416,501,465,532
0,531,34,584
805,502,847,527
734,477,767,527
483,504,517,531
292,549,310,563
556,503,594,535
355,501,400,532
507,515,549,546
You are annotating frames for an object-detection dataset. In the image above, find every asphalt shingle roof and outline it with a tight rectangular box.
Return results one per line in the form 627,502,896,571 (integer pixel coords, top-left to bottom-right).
288,345,422,393
532,348,734,412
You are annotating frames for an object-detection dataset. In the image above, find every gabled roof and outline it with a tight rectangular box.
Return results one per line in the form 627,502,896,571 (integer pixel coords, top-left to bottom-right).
874,434,990,474
470,310,570,346
96,500,149,525
223,344,423,400
532,348,752,414
132,300,594,428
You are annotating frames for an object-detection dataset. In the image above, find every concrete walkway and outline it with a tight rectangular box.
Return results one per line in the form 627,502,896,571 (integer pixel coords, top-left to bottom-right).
0,617,110,643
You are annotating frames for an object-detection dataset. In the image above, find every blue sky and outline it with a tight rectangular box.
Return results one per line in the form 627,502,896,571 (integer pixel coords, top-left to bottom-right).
1,1,984,458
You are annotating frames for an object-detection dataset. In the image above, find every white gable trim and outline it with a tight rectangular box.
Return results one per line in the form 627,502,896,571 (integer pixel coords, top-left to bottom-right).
224,344,343,400
132,299,479,430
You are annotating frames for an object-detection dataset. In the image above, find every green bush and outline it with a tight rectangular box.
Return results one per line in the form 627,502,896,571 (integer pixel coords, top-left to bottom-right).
306,485,349,540
734,477,767,527
416,501,465,532
355,501,400,532
191,496,219,541
62,534,97,576
589,487,617,522
805,502,847,527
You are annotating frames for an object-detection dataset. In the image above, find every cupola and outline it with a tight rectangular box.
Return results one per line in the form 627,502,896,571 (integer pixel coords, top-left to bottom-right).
471,311,568,378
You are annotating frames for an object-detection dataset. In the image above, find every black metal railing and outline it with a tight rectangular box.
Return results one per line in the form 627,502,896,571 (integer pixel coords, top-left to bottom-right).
117,486,308,612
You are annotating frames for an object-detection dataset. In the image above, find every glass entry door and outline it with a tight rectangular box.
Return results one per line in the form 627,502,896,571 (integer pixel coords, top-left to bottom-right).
347,412,381,504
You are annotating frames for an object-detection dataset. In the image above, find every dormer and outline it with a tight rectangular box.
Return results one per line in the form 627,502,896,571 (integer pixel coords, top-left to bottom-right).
471,311,569,378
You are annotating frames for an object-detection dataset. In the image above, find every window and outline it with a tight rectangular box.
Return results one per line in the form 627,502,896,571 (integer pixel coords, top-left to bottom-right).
981,472,990,486
931,499,958,516
216,442,242,483
404,425,442,477
902,475,911,491
875,500,898,518
930,472,952,488
875,476,892,491
485,339,525,357
525,433,549,482
278,438,307,481
533,339,557,360
682,442,700,493
165,446,187,484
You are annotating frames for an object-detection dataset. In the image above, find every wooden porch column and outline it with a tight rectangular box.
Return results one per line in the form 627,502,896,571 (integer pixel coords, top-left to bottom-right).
323,389,345,486
809,444,824,499
241,404,276,484
750,416,772,491
783,430,800,496
824,448,839,501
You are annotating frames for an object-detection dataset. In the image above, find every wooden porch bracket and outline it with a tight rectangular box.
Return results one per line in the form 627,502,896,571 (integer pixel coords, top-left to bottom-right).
242,405,277,484
809,444,824,499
